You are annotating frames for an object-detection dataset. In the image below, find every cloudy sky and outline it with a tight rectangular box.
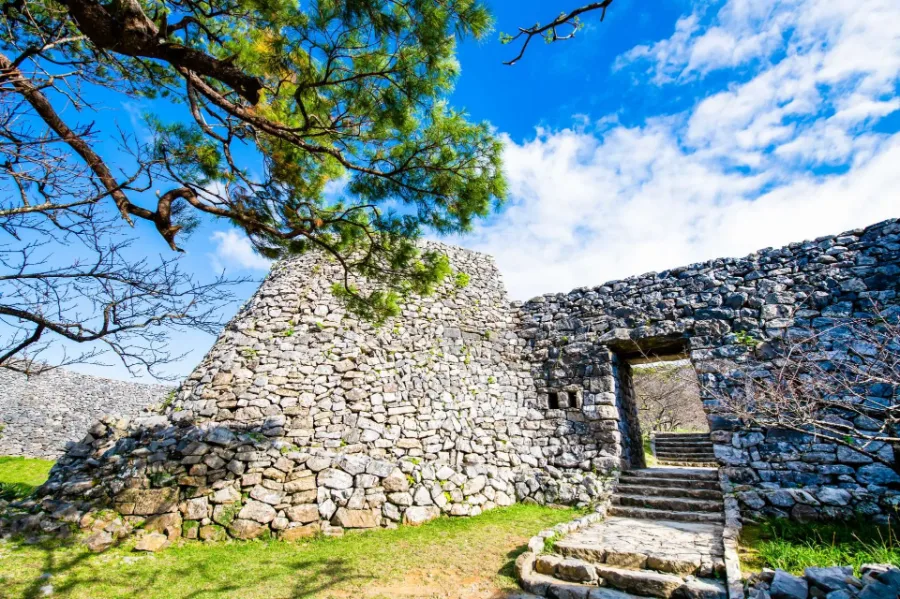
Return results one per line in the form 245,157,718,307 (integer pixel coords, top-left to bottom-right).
74,0,900,380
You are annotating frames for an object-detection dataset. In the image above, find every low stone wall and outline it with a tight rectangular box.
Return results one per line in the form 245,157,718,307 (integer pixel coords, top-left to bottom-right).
0,367,171,458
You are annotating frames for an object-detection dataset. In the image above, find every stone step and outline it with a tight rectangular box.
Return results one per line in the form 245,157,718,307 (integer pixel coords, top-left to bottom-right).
612,494,723,513
654,442,713,449
618,475,720,491
524,573,652,599
654,460,717,466
654,450,716,458
654,439,712,446
616,484,723,500
608,506,724,523
622,468,718,481
596,566,726,599
656,460,718,468
654,434,710,440
554,541,713,577
656,451,716,460
653,444,714,452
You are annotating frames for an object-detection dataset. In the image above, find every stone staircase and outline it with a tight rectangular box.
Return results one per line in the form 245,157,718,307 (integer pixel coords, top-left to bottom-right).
609,467,724,523
653,433,717,467
519,467,727,599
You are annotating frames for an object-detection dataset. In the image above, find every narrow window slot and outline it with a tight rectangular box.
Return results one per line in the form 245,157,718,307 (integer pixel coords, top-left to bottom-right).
548,392,560,409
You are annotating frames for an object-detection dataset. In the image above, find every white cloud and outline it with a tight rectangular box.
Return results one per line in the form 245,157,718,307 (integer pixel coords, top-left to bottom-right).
453,0,900,301
209,230,272,272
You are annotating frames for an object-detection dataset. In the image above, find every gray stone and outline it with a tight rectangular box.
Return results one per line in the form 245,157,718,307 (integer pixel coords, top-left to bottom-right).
556,558,597,583
805,566,856,592
402,506,440,526
238,500,276,524
332,508,379,529
858,581,898,599
317,468,354,490
771,570,809,599
596,565,684,598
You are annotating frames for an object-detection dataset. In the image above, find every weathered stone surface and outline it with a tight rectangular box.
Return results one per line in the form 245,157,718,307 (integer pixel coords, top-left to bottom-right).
318,469,354,490
144,513,182,539
199,524,228,541
228,519,269,540
675,577,727,599
382,469,409,493
536,555,563,575
402,506,440,526
134,532,169,552
84,530,115,552
556,558,597,583
805,566,856,592
332,508,379,529
116,488,179,516
181,497,209,520
596,565,684,598
238,500,276,524
281,523,320,540
771,570,809,599
286,504,319,524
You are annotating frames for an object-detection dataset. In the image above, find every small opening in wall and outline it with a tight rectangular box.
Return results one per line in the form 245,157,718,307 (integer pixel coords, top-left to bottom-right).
567,390,579,408
548,392,560,409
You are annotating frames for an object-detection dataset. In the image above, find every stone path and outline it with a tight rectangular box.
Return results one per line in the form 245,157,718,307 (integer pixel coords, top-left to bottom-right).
555,517,725,577
519,467,727,599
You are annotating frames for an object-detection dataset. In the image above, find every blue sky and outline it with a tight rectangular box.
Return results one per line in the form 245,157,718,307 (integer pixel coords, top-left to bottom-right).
49,0,900,381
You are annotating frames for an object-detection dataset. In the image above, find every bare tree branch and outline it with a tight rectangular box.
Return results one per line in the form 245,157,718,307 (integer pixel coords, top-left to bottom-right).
503,1,615,65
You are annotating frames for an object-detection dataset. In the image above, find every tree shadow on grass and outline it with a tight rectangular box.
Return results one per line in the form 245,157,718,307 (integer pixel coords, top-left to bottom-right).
290,557,371,599
497,543,528,581
4,536,369,599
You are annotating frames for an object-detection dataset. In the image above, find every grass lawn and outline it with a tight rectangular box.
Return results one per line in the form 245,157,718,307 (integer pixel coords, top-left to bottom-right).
0,456,55,500
740,517,900,575
0,501,578,599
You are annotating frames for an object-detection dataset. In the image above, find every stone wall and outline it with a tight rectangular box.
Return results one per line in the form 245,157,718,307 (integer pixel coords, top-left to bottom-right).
11,218,900,543
517,218,900,521
28,244,613,542
0,367,171,458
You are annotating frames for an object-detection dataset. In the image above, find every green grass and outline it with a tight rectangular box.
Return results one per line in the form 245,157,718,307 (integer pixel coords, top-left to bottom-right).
0,503,578,599
642,435,658,467
0,456,55,501
740,517,900,575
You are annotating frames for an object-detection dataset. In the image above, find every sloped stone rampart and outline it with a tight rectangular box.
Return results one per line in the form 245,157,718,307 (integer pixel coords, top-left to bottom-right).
0,367,171,458
25,244,614,542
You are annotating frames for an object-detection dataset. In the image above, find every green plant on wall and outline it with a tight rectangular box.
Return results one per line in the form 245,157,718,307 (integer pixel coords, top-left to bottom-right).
735,330,761,348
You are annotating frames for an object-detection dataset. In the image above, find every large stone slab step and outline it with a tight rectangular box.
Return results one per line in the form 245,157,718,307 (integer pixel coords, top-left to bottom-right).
596,566,725,599
656,454,716,464
617,475,720,491
656,460,718,468
622,468,718,481
654,440,713,447
612,494,723,513
615,484,723,500
654,443,714,451
654,452,716,459
608,506,724,523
